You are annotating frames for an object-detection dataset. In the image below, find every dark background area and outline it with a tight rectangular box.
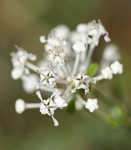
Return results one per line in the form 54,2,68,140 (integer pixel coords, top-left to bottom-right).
0,0,131,149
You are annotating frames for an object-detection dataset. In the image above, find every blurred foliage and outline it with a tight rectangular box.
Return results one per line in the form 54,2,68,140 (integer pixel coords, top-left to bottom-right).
0,0,131,149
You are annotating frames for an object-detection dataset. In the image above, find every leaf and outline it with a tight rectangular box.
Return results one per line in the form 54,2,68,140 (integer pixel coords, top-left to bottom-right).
86,63,99,77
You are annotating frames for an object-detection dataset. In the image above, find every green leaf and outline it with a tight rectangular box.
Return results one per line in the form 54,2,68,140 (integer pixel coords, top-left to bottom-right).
86,63,99,77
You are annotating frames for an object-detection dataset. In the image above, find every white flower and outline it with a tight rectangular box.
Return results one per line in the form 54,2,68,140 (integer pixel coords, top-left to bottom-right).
87,20,110,46
11,49,36,67
11,20,123,127
48,50,65,65
50,25,70,40
40,35,46,43
40,99,55,116
22,74,39,93
11,50,28,67
72,74,90,94
11,48,36,80
45,37,66,65
51,91,67,108
111,61,123,74
103,44,120,62
36,91,59,126
72,41,87,53
39,69,56,87
101,67,113,79
11,67,24,80
15,99,25,114
75,96,84,111
85,98,99,112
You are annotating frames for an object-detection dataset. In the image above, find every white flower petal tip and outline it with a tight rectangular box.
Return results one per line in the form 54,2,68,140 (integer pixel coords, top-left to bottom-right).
111,61,123,75
85,98,99,112
15,99,25,114
104,35,111,43
52,116,59,127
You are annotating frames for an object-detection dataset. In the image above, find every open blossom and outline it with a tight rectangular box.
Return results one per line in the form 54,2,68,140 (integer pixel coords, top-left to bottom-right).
39,69,56,88
36,91,58,126
111,61,123,74
45,37,67,65
36,90,67,126
86,20,111,45
72,74,90,94
11,20,123,126
85,98,99,112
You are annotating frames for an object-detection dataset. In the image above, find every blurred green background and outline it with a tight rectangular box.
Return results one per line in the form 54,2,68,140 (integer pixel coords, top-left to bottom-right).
0,0,131,149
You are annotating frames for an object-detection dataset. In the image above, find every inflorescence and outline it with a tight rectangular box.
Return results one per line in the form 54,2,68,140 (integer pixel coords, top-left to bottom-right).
11,20,123,126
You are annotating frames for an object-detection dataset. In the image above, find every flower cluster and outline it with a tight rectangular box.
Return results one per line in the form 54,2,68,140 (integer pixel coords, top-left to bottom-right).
11,20,123,126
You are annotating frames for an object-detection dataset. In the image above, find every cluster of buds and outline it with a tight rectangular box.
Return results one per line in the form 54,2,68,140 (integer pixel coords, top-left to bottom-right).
11,20,123,126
